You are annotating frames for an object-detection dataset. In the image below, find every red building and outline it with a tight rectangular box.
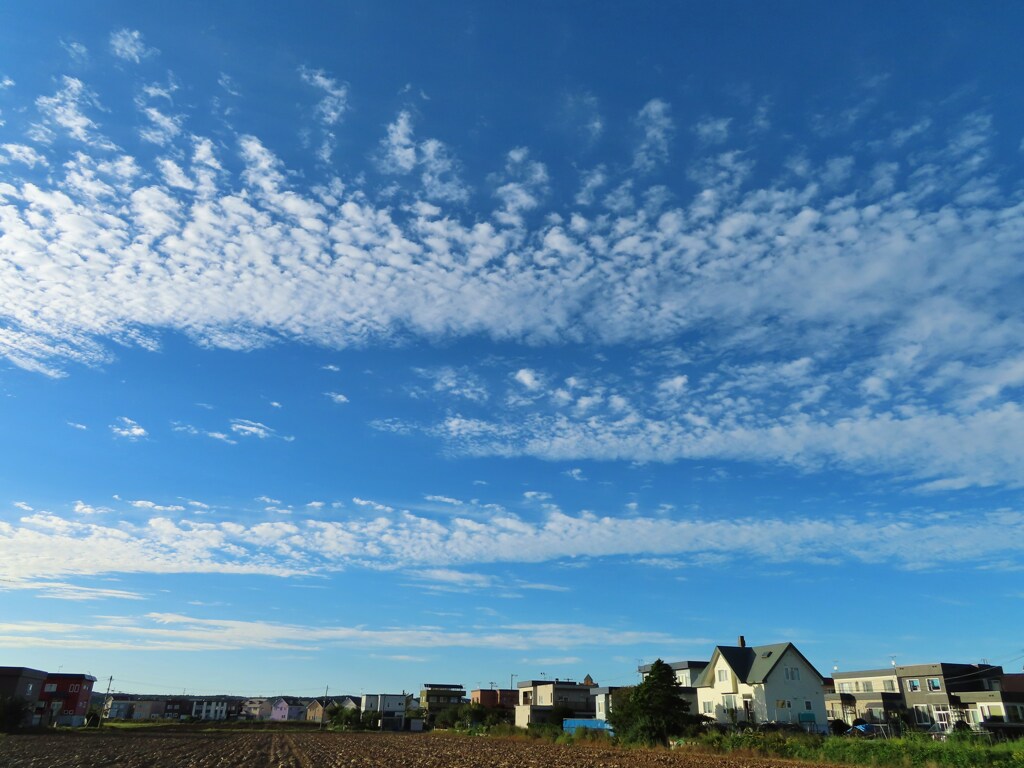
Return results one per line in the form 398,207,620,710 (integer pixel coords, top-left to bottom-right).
471,688,519,710
37,673,97,726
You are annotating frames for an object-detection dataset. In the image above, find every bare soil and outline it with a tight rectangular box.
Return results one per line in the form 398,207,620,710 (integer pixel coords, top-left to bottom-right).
0,731,838,768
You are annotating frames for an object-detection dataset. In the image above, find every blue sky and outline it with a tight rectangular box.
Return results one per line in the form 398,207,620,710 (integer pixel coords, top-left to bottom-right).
1,1,1023,698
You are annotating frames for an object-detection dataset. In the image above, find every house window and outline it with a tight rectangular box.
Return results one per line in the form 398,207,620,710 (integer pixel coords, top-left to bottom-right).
717,669,728,682
914,705,931,724
70,684,79,692
44,683,57,692
723,695,737,710
884,680,896,692
863,682,873,693
784,667,800,681
838,682,852,692
927,678,942,692
906,679,921,692
805,701,813,711
703,701,713,713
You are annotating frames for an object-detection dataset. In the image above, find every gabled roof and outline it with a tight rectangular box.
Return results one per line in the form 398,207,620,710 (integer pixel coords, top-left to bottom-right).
695,642,824,687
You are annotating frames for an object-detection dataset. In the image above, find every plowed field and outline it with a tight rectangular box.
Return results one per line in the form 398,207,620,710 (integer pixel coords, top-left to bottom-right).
0,731,836,768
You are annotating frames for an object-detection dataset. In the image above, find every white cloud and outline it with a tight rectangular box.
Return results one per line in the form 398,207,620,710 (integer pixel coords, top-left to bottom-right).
109,29,158,63
694,116,731,145
1,144,47,167
73,501,109,515
414,366,487,402
325,392,349,404
299,66,348,125
1,501,1022,594
60,41,88,62
13,502,33,511
1,76,15,89
514,369,542,391
110,417,147,440
0,611,683,652
34,76,116,149
633,98,673,172
130,499,186,512
230,419,274,439
425,495,462,505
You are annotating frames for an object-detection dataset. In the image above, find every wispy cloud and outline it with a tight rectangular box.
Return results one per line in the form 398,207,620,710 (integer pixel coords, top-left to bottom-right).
109,29,158,63
0,612,685,653
633,98,673,172
110,417,147,440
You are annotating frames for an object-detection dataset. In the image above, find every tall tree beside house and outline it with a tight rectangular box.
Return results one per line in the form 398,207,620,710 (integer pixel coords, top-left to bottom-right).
608,658,696,746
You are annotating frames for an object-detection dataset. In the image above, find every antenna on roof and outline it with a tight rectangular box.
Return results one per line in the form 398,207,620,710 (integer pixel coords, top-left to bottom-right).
890,655,897,668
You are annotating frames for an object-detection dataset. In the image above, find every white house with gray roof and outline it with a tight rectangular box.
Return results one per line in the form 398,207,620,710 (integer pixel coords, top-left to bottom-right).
695,637,827,732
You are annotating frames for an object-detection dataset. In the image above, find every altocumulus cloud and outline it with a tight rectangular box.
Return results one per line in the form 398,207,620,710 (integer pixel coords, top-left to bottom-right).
0,70,1022,490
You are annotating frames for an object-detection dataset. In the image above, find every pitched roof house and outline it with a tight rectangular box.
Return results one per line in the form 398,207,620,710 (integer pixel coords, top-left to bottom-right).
695,637,827,731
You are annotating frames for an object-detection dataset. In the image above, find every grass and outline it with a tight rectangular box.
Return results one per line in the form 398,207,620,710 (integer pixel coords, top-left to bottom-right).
680,730,1024,768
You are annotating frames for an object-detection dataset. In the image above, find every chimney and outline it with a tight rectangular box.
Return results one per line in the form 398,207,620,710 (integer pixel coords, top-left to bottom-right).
738,635,746,648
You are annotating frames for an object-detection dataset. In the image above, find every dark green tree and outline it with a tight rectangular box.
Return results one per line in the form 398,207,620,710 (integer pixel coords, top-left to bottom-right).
608,659,698,746
0,696,30,732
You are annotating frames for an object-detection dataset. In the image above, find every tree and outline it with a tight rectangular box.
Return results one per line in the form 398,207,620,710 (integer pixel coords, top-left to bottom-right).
608,659,699,746
1,696,30,732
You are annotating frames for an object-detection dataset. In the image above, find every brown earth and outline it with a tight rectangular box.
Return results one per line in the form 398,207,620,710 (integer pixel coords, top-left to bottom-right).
0,731,840,768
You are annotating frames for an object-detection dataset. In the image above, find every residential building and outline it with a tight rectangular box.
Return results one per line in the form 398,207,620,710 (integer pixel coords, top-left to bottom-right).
0,667,47,727
420,683,465,722
191,696,242,721
132,699,167,720
825,667,902,724
362,693,412,731
270,696,309,721
514,678,597,728
897,663,1024,731
694,637,827,731
639,659,708,713
36,673,97,727
472,688,518,711
306,697,338,723
241,697,272,720
103,695,136,720
590,686,622,722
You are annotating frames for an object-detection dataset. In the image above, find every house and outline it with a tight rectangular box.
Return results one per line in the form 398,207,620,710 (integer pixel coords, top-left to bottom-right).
270,696,309,721
36,672,97,726
103,695,136,720
192,696,242,720
420,683,466,723
241,697,273,720
897,663,1024,732
471,688,518,711
825,667,902,724
694,637,827,731
132,699,167,720
639,659,708,713
362,693,412,731
514,678,597,728
306,697,340,723
0,667,47,727
590,686,622,721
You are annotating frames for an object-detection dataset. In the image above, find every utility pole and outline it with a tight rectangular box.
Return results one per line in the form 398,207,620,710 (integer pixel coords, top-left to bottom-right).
99,676,113,728
320,684,329,731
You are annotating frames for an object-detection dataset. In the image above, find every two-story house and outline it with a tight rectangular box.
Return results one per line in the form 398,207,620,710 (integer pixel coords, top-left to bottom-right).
0,667,47,727
270,696,308,721
36,672,97,726
695,638,827,731
825,667,902,724
514,678,597,728
420,683,466,723
639,659,708,713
